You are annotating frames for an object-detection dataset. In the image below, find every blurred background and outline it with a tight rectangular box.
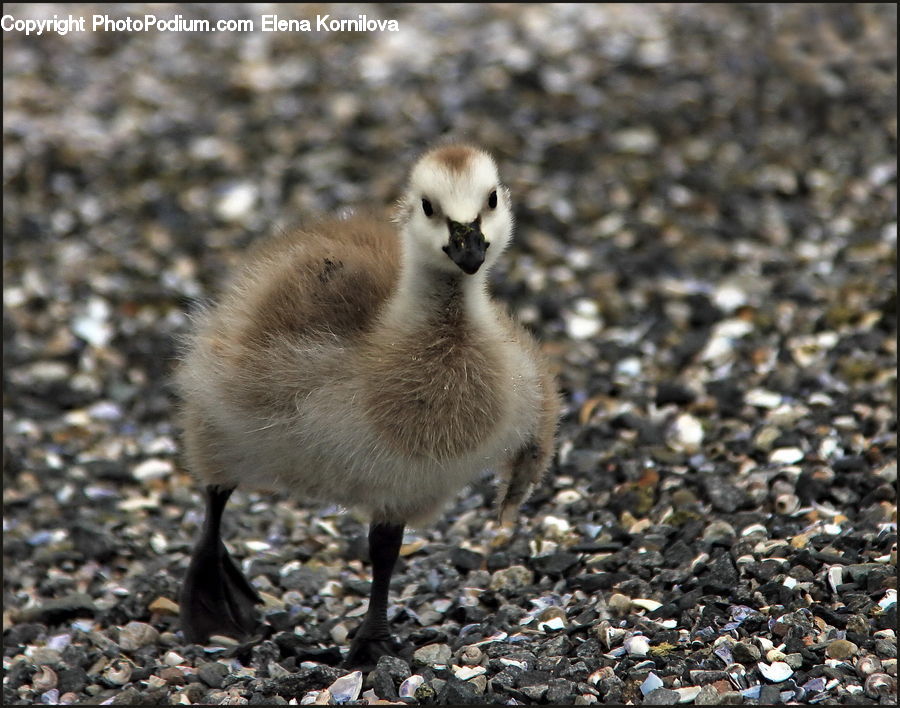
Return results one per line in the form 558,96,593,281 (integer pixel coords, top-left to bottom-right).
3,3,897,706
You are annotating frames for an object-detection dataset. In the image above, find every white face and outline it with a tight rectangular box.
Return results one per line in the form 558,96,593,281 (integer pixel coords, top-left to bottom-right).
400,146,513,275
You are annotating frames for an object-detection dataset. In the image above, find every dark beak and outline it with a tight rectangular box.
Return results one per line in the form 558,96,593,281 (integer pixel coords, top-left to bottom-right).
442,219,489,275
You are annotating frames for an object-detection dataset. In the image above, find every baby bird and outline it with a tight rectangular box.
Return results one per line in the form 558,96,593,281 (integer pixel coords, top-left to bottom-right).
175,144,560,666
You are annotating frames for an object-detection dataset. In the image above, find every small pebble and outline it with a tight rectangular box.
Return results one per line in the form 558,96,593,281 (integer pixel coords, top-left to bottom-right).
732,642,761,664
489,565,534,591
149,597,180,616
644,687,680,705
118,621,159,651
459,646,483,665
827,639,859,660
604,593,631,619
412,643,452,667
196,662,229,689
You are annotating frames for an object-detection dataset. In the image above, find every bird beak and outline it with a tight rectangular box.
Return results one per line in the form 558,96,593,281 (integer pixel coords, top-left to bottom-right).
443,219,489,275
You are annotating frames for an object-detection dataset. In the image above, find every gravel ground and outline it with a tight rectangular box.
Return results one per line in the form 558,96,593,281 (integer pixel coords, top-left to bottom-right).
3,3,897,706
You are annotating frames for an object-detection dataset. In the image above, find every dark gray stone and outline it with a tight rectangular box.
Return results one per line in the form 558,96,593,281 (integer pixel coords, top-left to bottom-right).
732,641,762,663
375,655,412,682
704,553,739,592
546,678,578,704
280,567,327,594
437,677,482,704
531,551,581,576
645,687,681,705
450,547,485,571
371,670,399,700
261,666,344,699
17,594,97,624
518,684,549,702
251,640,281,674
759,684,783,704
196,661,230,688
57,666,89,694
702,476,749,513
598,675,625,703
656,382,697,406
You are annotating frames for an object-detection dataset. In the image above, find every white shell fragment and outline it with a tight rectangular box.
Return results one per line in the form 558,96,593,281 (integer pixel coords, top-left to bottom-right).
453,665,487,681
46,634,72,652
745,388,783,409
216,182,258,222
327,671,362,704
640,672,664,696
399,675,425,698
624,634,650,656
469,631,508,647
828,566,844,593
774,494,800,515
770,447,804,464
615,357,642,377
865,673,896,698
72,298,114,347
32,666,58,691
758,661,793,682
675,686,702,703
541,515,572,537
500,658,527,670
103,660,133,686
163,651,185,666
567,313,601,340
701,318,753,362
132,458,174,481
631,598,663,612
538,616,566,632
669,413,704,452
713,283,747,312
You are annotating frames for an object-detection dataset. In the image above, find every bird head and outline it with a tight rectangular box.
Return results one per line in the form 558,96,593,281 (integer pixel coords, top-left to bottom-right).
399,144,513,276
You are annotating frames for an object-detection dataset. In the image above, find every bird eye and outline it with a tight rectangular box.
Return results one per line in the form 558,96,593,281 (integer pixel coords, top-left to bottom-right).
422,198,434,218
488,190,498,209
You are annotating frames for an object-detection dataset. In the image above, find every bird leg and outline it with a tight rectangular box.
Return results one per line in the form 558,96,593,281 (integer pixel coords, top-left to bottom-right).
497,439,545,526
344,521,405,667
180,485,263,643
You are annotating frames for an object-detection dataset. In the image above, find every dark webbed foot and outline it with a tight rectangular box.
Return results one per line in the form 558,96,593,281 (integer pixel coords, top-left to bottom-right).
180,538,263,643
180,486,263,643
344,627,403,669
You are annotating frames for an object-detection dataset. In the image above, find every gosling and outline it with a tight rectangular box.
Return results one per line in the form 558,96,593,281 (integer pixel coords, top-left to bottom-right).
175,144,560,666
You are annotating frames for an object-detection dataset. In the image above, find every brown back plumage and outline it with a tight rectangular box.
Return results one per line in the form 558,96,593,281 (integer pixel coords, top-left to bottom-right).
184,211,399,418
233,211,399,346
